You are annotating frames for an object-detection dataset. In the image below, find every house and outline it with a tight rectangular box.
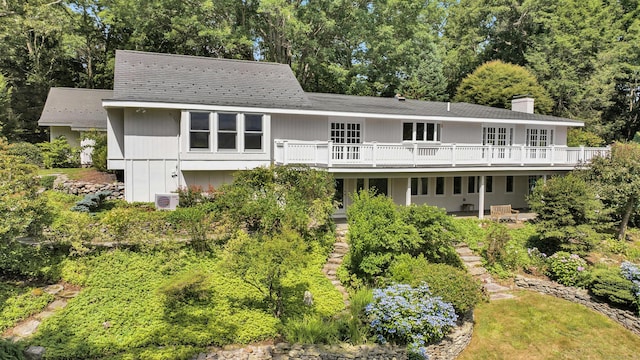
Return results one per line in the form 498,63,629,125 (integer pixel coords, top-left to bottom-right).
38,87,112,165
103,50,609,217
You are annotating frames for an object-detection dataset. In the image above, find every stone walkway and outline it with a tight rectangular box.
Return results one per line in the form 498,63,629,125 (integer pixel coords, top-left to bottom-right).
2,283,80,342
322,224,350,307
455,244,515,301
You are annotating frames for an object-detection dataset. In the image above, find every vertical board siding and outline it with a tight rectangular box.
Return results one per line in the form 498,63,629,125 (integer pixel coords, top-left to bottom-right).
107,109,125,160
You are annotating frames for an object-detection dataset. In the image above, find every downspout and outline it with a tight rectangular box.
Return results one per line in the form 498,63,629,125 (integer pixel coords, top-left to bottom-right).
175,112,182,189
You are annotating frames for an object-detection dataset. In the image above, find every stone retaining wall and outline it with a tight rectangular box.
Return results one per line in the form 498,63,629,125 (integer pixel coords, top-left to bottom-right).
514,276,640,336
55,180,125,200
193,313,474,360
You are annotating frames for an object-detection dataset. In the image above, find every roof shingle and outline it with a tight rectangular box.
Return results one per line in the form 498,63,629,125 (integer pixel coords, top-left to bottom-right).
38,88,111,130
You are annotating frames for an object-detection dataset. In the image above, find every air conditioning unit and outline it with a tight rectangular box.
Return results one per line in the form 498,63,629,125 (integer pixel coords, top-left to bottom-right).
155,193,179,210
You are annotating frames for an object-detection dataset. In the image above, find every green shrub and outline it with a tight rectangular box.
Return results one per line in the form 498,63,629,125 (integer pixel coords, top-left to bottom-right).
484,223,510,266
0,338,24,360
387,254,483,315
39,175,56,189
167,206,209,250
451,218,486,251
158,270,212,306
589,267,636,309
283,314,340,344
82,130,107,171
346,190,421,284
400,205,463,267
7,141,43,167
336,287,372,344
546,251,590,287
528,174,608,254
70,190,111,212
38,136,80,168
176,185,216,207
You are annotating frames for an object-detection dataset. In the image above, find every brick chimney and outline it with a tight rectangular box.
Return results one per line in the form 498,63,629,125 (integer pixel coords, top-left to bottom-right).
511,96,534,114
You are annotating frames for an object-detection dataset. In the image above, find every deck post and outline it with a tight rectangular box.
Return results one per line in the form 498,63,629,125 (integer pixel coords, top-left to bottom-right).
283,141,289,165
478,175,485,219
406,177,412,206
327,141,333,167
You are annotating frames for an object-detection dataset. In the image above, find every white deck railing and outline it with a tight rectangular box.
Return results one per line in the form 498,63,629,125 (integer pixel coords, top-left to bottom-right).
273,140,609,168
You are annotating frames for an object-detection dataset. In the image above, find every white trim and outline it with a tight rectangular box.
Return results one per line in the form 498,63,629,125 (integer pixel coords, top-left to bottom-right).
326,166,578,173
180,160,271,171
103,100,584,127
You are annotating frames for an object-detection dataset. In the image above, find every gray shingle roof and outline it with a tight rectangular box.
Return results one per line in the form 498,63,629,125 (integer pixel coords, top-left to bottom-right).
109,50,579,124
112,50,310,108
38,88,111,130
305,93,580,123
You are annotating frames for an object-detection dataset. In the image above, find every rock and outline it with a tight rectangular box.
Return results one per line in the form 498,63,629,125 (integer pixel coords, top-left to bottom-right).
42,284,64,295
24,346,46,360
12,320,41,338
46,299,68,311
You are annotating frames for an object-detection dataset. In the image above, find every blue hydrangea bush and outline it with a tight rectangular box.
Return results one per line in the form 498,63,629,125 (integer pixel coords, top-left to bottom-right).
621,261,640,307
365,283,458,359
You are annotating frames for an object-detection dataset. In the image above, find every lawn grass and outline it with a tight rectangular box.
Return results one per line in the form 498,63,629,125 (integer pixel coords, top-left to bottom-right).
0,282,54,333
38,168,96,180
458,290,640,360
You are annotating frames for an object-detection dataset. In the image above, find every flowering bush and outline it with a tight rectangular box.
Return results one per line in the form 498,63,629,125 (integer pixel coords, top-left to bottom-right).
546,251,590,287
365,283,458,359
620,262,640,306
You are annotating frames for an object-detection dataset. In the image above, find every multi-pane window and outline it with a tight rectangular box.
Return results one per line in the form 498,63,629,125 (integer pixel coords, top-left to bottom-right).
486,176,493,193
402,122,440,141
244,114,263,150
527,128,554,158
468,176,476,194
411,178,418,195
369,178,388,196
331,122,361,160
453,176,462,195
506,176,514,193
528,176,542,193
436,177,445,195
420,177,428,195
218,113,237,150
189,112,210,149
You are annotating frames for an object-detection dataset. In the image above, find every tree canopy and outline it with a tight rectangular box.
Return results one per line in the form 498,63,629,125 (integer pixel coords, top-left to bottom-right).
454,60,553,114
1,0,639,142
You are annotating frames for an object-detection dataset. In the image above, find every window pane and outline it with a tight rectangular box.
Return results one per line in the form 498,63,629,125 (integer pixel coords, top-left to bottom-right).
218,133,236,149
420,178,428,195
369,178,388,196
468,176,476,194
426,123,435,141
190,132,209,149
245,114,263,131
506,176,514,193
402,123,413,141
244,133,262,150
416,123,425,141
436,177,444,195
454,176,462,194
486,176,493,193
335,179,344,209
411,178,418,195
218,113,237,130
356,179,365,192
190,112,209,130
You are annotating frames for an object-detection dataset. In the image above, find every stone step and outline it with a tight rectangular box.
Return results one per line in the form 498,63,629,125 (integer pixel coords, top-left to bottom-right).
461,255,482,262
326,270,337,276
327,257,342,265
469,266,487,276
329,252,345,259
490,293,516,301
464,261,483,269
478,273,493,283
333,242,349,249
484,282,510,293
455,247,474,256
331,280,342,286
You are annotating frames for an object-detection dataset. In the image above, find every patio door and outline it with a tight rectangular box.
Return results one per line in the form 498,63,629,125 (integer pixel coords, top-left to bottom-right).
483,126,512,159
527,128,553,159
331,122,361,161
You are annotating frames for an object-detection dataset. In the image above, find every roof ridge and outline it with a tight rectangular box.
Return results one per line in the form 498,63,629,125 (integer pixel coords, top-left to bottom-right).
116,50,288,68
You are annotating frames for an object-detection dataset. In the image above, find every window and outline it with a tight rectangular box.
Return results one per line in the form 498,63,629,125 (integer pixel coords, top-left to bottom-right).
189,112,210,149
411,178,418,195
332,122,361,160
244,114,263,150
506,176,514,193
420,177,428,195
218,113,237,150
402,122,440,142
528,175,542,193
453,176,462,195
436,177,445,195
369,178,388,196
335,179,344,209
468,176,476,194
486,176,493,193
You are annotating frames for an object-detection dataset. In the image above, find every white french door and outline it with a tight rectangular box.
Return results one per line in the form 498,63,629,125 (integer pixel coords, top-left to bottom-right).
483,126,513,159
527,128,553,159
330,122,361,160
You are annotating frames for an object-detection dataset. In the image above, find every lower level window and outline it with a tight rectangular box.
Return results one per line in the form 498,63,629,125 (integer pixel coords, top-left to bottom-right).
506,176,514,193
436,177,445,195
369,178,388,196
411,178,418,195
453,177,462,195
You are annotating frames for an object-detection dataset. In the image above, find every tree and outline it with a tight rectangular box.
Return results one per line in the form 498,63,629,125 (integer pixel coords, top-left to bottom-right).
528,173,607,253
223,229,309,318
454,60,553,113
582,142,640,240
